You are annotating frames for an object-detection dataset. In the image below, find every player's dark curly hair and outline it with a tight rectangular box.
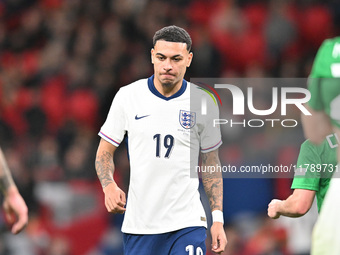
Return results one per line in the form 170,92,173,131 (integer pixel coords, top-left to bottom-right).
153,25,192,52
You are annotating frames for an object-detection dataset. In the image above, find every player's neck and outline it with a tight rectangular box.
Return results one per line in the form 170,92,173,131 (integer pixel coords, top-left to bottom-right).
154,79,182,98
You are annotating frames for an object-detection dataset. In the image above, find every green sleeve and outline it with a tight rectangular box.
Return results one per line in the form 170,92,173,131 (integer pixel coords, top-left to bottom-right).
291,140,321,191
308,39,334,110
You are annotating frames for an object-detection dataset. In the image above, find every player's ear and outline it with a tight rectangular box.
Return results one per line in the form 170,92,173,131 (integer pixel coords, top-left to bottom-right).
151,48,155,64
186,52,193,67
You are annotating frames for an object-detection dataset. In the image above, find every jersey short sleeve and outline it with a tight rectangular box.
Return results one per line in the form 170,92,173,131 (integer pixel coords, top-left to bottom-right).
291,140,321,191
99,89,127,147
199,92,222,153
292,135,337,212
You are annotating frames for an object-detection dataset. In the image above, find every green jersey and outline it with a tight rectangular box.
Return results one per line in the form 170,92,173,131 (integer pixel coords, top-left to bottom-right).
308,37,340,128
291,134,338,212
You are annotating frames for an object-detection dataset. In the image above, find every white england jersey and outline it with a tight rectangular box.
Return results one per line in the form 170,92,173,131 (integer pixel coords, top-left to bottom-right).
99,75,222,234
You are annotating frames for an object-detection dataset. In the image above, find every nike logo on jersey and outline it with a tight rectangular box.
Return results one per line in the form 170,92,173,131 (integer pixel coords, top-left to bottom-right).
135,114,150,120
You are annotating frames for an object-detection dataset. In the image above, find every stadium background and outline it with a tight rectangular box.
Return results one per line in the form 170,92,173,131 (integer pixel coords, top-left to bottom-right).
0,0,339,254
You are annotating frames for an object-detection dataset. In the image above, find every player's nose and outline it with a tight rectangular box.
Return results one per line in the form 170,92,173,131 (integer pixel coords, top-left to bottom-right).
163,59,173,71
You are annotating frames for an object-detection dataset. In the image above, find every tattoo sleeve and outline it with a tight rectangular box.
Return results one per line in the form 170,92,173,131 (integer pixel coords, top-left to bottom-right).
0,148,15,195
201,149,223,211
95,150,115,189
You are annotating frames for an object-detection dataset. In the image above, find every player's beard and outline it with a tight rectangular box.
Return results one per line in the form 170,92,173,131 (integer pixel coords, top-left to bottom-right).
161,80,174,87
160,74,178,88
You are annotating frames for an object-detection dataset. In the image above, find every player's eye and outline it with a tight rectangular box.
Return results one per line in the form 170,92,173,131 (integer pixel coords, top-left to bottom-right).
173,58,181,62
157,56,165,60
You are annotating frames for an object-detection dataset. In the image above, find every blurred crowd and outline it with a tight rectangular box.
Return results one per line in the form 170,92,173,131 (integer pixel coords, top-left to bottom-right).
0,0,339,254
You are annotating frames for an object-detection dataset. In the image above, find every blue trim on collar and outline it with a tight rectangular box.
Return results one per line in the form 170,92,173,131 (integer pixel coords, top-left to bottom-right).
148,75,187,101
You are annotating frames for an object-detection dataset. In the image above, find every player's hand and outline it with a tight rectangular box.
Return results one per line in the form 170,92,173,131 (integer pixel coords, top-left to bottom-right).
267,199,282,219
3,186,28,234
103,182,126,214
210,222,227,254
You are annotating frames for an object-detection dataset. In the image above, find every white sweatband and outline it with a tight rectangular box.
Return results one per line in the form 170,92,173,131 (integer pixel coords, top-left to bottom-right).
212,210,224,224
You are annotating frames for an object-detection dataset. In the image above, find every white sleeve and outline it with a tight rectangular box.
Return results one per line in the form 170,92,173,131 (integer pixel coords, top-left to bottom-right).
98,89,127,147
200,96,222,153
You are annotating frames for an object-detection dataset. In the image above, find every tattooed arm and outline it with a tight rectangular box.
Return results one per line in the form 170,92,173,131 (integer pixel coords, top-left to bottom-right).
201,149,227,254
0,148,28,234
201,150,223,211
0,149,15,194
95,139,126,214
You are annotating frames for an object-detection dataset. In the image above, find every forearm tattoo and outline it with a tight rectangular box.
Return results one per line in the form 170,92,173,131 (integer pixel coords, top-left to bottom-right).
0,149,15,194
0,176,11,194
201,151,223,211
95,150,115,188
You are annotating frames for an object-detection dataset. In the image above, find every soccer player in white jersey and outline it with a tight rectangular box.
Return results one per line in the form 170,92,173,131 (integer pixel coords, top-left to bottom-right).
0,147,28,234
95,25,227,254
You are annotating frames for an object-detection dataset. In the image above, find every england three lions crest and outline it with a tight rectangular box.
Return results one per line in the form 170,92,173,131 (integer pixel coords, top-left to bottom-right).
179,110,196,129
